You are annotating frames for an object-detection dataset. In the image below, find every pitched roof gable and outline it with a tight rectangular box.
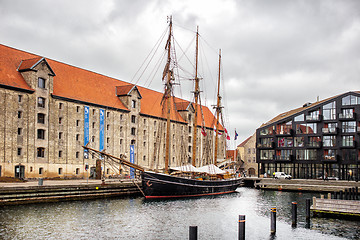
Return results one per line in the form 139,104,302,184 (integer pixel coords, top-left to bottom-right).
17,57,55,76
237,136,252,147
116,84,142,98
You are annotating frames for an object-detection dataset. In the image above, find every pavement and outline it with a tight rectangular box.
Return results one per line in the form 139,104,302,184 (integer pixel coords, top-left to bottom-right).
0,178,138,188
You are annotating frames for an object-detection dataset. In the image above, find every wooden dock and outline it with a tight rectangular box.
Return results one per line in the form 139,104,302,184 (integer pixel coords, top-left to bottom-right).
311,196,360,219
252,178,360,193
0,179,141,206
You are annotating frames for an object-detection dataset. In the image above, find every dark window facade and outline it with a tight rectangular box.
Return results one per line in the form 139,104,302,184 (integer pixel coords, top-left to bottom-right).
257,92,360,181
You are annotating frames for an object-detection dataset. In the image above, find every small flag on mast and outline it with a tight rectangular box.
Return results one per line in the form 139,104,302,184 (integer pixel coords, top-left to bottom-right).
235,130,238,140
201,127,207,136
225,128,230,140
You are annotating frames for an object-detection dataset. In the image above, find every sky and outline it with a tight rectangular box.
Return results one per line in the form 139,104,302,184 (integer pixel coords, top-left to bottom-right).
1,0,360,149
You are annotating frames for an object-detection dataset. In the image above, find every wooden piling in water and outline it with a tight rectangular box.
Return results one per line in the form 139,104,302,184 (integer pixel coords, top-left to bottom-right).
238,215,245,240
291,202,297,227
306,198,311,222
270,207,276,235
189,226,198,240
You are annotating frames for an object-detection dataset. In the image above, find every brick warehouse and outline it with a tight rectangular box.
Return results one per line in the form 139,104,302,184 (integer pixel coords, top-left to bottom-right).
0,44,226,179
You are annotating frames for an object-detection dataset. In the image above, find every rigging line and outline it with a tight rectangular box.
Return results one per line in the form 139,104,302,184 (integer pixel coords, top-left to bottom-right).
172,22,196,34
144,49,167,88
198,34,219,57
132,26,169,86
174,36,196,65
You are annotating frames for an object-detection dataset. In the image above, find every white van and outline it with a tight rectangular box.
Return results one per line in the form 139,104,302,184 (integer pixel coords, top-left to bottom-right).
274,172,291,179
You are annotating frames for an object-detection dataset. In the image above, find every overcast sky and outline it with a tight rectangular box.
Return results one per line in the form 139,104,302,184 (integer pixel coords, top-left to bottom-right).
1,0,360,149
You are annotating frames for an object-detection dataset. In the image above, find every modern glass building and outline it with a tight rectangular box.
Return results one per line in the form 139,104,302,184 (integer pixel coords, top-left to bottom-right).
256,92,359,181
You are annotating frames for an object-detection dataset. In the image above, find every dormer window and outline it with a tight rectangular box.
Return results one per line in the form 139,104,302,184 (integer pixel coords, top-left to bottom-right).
38,77,46,88
132,100,136,108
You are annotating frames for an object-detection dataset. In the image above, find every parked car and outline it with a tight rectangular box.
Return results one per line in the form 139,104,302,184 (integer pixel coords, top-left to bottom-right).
274,172,292,179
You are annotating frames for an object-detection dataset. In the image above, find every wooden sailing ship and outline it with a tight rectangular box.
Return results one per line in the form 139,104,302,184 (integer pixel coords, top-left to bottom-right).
83,17,242,199
141,17,241,198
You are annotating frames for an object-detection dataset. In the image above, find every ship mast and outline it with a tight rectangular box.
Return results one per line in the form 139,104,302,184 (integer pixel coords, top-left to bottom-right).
214,49,222,166
191,26,200,167
164,16,173,174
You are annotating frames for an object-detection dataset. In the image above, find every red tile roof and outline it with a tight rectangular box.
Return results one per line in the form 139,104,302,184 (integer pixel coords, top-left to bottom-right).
0,44,35,91
0,44,220,128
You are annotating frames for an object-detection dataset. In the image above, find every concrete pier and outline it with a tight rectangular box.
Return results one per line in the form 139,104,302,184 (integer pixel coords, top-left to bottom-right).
251,178,360,192
0,179,141,206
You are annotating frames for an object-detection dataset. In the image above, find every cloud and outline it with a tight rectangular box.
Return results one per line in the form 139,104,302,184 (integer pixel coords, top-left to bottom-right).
1,0,360,148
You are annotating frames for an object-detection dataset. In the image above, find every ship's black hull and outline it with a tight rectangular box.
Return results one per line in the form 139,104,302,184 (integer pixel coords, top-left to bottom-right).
142,171,242,199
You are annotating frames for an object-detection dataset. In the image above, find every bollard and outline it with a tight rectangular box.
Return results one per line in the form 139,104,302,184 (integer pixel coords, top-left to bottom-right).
306,198,311,222
189,226,198,240
238,215,245,240
353,188,356,200
291,202,297,227
339,190,343,200
38,178,43,186
345,189,348,200
270,207,276,235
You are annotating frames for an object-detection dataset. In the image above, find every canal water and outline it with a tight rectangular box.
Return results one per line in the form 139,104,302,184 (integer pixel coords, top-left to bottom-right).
0,188,359,239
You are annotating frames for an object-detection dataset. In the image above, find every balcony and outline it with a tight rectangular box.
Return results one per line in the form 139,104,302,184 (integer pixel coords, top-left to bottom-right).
341,140,357,148
257,142,275,149
323,154,340,162
306,141,322,149
305,114,322,122
322,127,338,135
339,112,356,121
275,129,294,136
275,155,293,162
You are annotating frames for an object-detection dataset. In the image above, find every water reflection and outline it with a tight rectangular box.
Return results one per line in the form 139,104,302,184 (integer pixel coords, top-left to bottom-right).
0,188,357,239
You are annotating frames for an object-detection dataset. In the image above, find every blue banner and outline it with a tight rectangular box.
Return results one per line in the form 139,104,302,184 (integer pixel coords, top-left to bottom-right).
99,109,105,151
130,145,135,179
84,106,89,159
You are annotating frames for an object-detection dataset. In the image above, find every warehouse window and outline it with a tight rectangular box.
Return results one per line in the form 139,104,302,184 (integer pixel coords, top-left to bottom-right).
37,129,45,139
131,127,136,135
17,148,22,156
58,168,63,175
39,167,44,174
37,97,45,108
18,128,22,135
38,77,46,88
37,148,45,158
38,113,45,124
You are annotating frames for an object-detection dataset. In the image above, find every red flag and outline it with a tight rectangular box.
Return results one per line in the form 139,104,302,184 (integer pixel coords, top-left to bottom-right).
201,127,207,136
225,128,230,140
